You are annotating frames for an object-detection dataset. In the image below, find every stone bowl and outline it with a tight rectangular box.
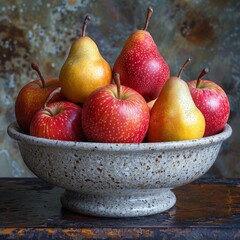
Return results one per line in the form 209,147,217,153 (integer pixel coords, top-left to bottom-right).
7,122,232,218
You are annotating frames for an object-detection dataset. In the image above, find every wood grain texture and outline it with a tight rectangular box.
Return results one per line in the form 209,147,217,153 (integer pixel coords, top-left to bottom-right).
0,178,240,239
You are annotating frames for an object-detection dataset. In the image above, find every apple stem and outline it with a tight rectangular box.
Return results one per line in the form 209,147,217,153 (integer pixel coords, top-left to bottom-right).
177,58,191,78
44,107,55,117
31,62,46,88
196,68,209,88
82,15,91,37
143,6,153,31
43,87,62,116
113,73,122,99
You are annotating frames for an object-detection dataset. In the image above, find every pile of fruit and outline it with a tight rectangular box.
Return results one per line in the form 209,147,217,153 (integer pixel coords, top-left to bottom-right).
15,7,230,143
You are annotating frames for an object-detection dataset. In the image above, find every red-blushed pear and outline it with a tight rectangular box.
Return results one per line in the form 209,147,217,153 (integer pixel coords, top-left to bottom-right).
30,87,84,141
15,62,64,134
113,7,170,102
147,58,206,142
82,73,150,143
187,68,230,137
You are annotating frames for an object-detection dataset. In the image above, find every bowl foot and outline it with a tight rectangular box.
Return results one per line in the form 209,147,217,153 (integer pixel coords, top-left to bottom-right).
60,189,176,217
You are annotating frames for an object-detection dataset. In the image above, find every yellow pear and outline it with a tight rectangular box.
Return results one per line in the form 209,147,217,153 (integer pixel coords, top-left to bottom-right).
59,16,112,103
147,59,205,142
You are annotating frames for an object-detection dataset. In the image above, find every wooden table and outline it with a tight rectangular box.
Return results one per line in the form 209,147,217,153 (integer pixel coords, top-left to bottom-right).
0,178,240,239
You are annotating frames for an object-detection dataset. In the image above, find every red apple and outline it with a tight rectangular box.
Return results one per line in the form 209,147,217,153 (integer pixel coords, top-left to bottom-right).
30,88,84,141
15,62,64,134
187,68,230,137
82,73,150,143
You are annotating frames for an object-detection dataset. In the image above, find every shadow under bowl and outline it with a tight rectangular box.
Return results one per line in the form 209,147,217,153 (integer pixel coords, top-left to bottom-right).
7,122,232,217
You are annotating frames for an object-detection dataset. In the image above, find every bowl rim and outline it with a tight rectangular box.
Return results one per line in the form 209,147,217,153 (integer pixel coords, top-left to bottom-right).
7,122,232,152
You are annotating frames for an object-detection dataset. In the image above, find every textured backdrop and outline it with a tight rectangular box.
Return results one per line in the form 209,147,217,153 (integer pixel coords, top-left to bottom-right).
0,0,239,177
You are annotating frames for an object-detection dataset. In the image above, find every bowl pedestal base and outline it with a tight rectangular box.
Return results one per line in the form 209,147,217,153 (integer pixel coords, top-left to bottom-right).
60,188,176,217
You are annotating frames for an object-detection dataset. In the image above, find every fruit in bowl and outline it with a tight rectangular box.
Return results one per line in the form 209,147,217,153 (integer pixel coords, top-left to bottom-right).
113,7,170,102
147,58,206,142
9,6,232,218
30,88,84,141
7,122,232,217
59,16,112,104
187,68,230,137
15,62,64,134
82,73,150,143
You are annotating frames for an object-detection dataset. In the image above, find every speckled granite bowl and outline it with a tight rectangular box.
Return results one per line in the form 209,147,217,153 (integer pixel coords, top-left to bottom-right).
8,122,232,217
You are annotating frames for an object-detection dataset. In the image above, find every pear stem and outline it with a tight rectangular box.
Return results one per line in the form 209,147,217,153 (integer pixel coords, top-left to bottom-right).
196,68,209,88
31,62,46,88
177,58,191,78
143,6,153,31
43,87,62,116
113,73,122,99
82,15,91,37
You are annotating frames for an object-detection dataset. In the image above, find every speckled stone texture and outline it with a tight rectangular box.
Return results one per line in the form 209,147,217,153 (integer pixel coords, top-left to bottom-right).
0,1,239,177
61,189,176,217
7,122,232,217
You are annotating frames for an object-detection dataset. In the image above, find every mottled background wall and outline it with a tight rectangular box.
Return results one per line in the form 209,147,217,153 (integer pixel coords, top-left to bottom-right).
0,0,239,177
